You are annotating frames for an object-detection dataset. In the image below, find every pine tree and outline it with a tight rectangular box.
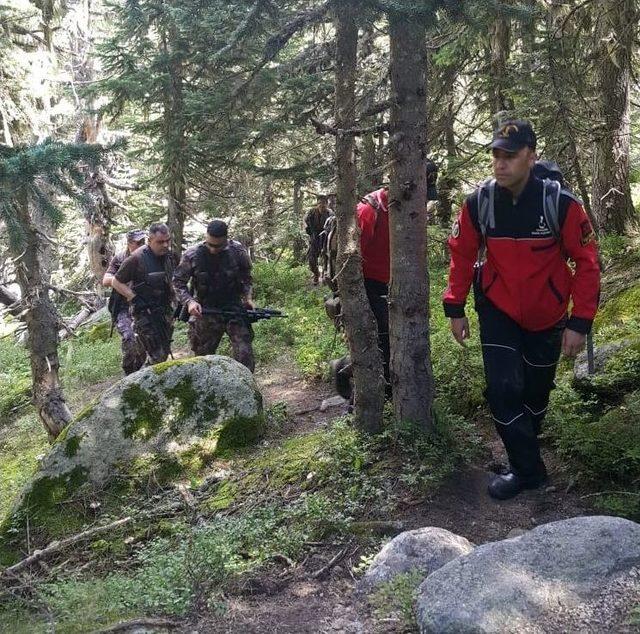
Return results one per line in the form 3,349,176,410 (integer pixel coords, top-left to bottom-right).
0,140,110,438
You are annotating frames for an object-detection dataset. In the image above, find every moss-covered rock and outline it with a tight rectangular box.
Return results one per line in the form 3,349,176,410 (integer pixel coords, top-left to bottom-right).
5,355,263,546
574,338,640,398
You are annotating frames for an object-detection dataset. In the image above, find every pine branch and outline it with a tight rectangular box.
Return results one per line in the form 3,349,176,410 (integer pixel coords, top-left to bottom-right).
310,117,390,137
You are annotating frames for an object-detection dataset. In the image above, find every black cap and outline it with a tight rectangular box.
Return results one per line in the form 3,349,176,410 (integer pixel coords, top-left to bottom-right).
126,229,146,242
207,219,228,237
490,120,537,153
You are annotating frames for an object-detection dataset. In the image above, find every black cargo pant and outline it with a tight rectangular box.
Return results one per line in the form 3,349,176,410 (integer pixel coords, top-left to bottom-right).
476,296,564,479
364,278,391,391
133,308,174,365
115,309,146,374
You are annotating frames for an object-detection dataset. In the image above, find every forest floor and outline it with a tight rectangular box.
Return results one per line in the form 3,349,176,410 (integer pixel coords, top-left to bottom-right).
189,358,594,634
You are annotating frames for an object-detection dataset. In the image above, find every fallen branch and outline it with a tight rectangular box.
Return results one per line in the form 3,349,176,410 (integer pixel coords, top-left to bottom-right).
310,117,390,137
92,617,180,633
2,517,133,577
310,544,352,579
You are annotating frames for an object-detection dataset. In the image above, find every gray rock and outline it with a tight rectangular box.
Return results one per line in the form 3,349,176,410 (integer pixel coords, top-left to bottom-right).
573,339,629,383
320,395,348,411
358,527,475,595
416,515,640,634
505,527,528,539
12,355,263,520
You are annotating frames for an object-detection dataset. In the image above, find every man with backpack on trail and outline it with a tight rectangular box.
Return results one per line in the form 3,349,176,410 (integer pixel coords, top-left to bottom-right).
443,120,600,500
102,229,147,375
304,194,333,285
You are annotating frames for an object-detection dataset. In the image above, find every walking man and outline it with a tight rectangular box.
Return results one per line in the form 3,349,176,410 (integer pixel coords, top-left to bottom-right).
102,229,147,374
443,120,600,499
172,220,256,372
304,194,333,285
111,223,176,365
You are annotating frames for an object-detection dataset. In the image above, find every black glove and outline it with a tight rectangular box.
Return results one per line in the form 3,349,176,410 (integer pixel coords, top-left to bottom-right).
131,294,149,310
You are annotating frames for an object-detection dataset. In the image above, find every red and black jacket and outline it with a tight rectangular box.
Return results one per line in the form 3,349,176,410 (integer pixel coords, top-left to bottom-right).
443,175,600,333
357,188,390,284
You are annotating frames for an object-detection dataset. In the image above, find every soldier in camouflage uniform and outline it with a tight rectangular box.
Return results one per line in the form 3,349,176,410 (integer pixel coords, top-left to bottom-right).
102,229,147,374
111,223,175,365
304,194,333,285
173,219,255,371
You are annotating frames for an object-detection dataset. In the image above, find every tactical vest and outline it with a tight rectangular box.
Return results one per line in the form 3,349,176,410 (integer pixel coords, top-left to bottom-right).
135,247,172,307
192,242,244,307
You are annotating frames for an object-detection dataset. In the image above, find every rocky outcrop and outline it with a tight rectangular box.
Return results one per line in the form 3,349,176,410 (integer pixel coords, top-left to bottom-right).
416,516,640,633
11,355,263,523
358,527,474,595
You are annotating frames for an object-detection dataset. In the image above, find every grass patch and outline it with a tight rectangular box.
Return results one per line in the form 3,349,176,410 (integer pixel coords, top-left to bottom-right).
369,569,424,631
0,413,49,522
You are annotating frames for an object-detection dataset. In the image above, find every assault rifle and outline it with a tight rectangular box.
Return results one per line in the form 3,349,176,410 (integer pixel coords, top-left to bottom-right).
178,305,287,323
107,291,126,338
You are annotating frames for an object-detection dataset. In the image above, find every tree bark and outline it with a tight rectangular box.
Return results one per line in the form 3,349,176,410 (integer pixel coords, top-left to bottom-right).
545,1,595,225
387,12,434,431
291,179,306,264
591,0,636,234
489,8,513,118
162,22,188,256
435,66,457,227
333,1,384,433
72,0,114,284
13,189,72,439
359,131,383,194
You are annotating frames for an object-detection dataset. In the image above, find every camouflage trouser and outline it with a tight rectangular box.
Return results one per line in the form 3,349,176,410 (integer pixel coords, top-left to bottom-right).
133,309,174,366
115,310,146,375
307,238,321,278
188,314,255,372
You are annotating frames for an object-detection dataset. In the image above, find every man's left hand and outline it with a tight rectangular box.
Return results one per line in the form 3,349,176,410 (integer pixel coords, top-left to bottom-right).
562,328,586,358
243,299,255,310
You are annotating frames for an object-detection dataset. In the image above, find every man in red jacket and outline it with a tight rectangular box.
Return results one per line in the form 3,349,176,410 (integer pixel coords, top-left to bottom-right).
357,187,391,394
443,120,600,500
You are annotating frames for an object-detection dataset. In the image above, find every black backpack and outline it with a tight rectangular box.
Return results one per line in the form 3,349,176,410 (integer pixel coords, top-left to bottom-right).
475,161,581,263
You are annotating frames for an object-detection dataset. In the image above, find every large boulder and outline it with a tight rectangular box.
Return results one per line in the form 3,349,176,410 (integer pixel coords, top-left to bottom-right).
416,516,640,633
10,355,263,524
358,527,474,596
573,338,640,397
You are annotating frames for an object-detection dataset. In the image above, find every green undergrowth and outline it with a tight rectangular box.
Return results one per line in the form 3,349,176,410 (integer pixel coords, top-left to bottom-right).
0,407,480,633
369,569,424,631
545,246,640,520
251,262,347,377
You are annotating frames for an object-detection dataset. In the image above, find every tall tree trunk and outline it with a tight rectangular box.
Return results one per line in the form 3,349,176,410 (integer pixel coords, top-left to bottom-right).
291,179,306,264
489,8,513,117
333,1,384,433
591,0,636,234
359,131,383,194
73,0,113,284
387,12,434,430
263,176,276,256
13,190,72,439
435,67,457,227
545,1,595,224
162,25,188,256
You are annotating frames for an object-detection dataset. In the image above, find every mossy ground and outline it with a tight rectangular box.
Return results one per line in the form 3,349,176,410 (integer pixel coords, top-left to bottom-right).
2,257,639,631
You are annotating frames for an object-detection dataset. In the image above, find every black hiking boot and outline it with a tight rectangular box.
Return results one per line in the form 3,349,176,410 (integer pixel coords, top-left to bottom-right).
488,467,548,501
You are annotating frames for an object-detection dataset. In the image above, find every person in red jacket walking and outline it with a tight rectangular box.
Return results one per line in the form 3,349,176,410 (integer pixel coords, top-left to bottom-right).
357,187,392,394
443,120,600,500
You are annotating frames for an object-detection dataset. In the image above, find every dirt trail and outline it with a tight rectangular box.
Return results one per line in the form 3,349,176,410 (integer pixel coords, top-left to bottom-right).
189,364,593,634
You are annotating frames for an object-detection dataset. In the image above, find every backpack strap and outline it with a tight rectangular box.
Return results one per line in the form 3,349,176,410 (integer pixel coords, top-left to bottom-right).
475,178,496,265
542,178,561,242
542,179,582,244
